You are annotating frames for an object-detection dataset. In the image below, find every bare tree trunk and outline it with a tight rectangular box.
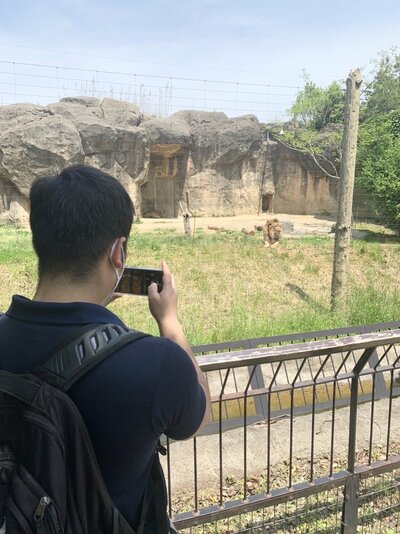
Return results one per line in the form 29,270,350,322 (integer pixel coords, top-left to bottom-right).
183,213,191,237
331,69,362,313
179,201,192,237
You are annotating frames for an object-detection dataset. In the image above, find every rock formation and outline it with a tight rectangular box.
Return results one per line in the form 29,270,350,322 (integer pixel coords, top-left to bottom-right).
0,97,340,222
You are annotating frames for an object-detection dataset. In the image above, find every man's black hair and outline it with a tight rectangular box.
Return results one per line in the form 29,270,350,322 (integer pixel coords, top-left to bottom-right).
30,165,134,280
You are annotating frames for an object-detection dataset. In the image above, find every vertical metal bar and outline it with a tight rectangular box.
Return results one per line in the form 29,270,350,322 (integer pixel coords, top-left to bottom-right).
266,389,271,494
166,437,172,517
368,373,376,465
386,369,394,461
193,437,198,514
330,379,337,478
267,362,282,494
243,365,257,502
243,393,248,503
347,377,359,474
310,380,317,482
310,353,331,481
288,359,306,488
288,385,294,488
219,368,231,507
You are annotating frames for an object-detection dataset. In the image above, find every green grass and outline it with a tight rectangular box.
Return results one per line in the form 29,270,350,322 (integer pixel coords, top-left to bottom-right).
1,226,399,345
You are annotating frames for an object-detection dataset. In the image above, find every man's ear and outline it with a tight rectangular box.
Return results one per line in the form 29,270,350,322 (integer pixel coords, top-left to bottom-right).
110,237,126,269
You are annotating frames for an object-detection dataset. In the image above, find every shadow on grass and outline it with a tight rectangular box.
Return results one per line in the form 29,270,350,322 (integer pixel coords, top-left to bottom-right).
286,283,328,313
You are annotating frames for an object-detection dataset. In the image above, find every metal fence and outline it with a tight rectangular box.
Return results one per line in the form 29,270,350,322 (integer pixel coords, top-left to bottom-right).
192,321,400,435
162,322,400,533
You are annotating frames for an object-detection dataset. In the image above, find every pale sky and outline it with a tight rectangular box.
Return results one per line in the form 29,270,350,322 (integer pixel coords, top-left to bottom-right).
1,0,399,121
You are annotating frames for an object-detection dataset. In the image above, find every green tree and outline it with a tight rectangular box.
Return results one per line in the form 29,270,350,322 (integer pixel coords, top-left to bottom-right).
290,74,345,130
270,125,342,178
358,110,400,229
362,48,400,120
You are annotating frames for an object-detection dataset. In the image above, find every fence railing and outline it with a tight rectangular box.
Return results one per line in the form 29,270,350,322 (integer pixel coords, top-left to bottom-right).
163,322,400,533
192,321,400,436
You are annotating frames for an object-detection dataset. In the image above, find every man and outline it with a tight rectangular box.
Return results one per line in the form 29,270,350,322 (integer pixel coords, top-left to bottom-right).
0,165,210,532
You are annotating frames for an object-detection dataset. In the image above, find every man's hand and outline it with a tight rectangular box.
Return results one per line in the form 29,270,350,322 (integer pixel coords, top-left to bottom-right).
148,261,178,329
148,260,211,436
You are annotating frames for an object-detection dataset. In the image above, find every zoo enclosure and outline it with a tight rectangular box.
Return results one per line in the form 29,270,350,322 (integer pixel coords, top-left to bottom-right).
164,322,400,533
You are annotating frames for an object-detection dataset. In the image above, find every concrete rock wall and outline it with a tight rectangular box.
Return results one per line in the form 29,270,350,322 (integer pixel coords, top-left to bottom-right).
0,97,339,221
272,143,339,215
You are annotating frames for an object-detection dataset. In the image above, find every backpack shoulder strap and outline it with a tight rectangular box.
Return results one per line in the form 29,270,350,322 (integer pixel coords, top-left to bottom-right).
0,370,41,405
34,323,150,391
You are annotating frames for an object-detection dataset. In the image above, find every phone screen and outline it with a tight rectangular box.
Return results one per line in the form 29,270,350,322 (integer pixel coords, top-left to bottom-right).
116,267,163,296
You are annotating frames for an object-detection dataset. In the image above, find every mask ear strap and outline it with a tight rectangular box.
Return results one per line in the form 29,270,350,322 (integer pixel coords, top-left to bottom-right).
109,240,117,264
101,239,126,306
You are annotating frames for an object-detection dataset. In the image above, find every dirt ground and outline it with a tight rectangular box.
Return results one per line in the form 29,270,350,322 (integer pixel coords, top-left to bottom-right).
135,213,336,236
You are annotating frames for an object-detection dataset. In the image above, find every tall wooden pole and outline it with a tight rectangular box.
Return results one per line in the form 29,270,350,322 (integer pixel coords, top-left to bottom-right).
331,69,362,313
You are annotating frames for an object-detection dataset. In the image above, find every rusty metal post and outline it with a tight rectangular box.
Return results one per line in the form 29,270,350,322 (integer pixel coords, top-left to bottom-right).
341,475,360,533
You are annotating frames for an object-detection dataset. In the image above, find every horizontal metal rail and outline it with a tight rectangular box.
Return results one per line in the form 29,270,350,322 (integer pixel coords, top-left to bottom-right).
196,330,400,371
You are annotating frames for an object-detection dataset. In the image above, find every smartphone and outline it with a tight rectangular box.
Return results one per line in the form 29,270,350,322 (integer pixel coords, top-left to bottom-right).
116,267,163,296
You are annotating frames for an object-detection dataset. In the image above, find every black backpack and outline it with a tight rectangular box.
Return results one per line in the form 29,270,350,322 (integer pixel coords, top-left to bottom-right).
0,323,169,534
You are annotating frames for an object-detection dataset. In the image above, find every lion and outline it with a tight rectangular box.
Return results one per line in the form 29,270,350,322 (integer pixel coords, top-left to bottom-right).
263,218,282,248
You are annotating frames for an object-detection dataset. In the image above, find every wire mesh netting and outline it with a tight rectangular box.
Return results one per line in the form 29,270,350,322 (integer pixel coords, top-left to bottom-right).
178,488,345,533
357,469,400,533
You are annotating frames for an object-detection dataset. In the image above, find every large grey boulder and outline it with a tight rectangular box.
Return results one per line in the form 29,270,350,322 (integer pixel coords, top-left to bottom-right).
47,97,147,179
48,97,142,129
172,111,263,169
0,98,149,202
0,112,84,195
142,116,191,147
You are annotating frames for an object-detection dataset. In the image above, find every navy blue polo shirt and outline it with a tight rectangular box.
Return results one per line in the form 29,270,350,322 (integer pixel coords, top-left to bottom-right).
0,295,206,528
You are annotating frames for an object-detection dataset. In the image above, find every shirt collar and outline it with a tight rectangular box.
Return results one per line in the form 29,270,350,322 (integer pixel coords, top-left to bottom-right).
7,295,124,326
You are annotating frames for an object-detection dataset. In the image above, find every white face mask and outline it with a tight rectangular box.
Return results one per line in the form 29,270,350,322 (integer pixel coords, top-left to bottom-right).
101,240,125,306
